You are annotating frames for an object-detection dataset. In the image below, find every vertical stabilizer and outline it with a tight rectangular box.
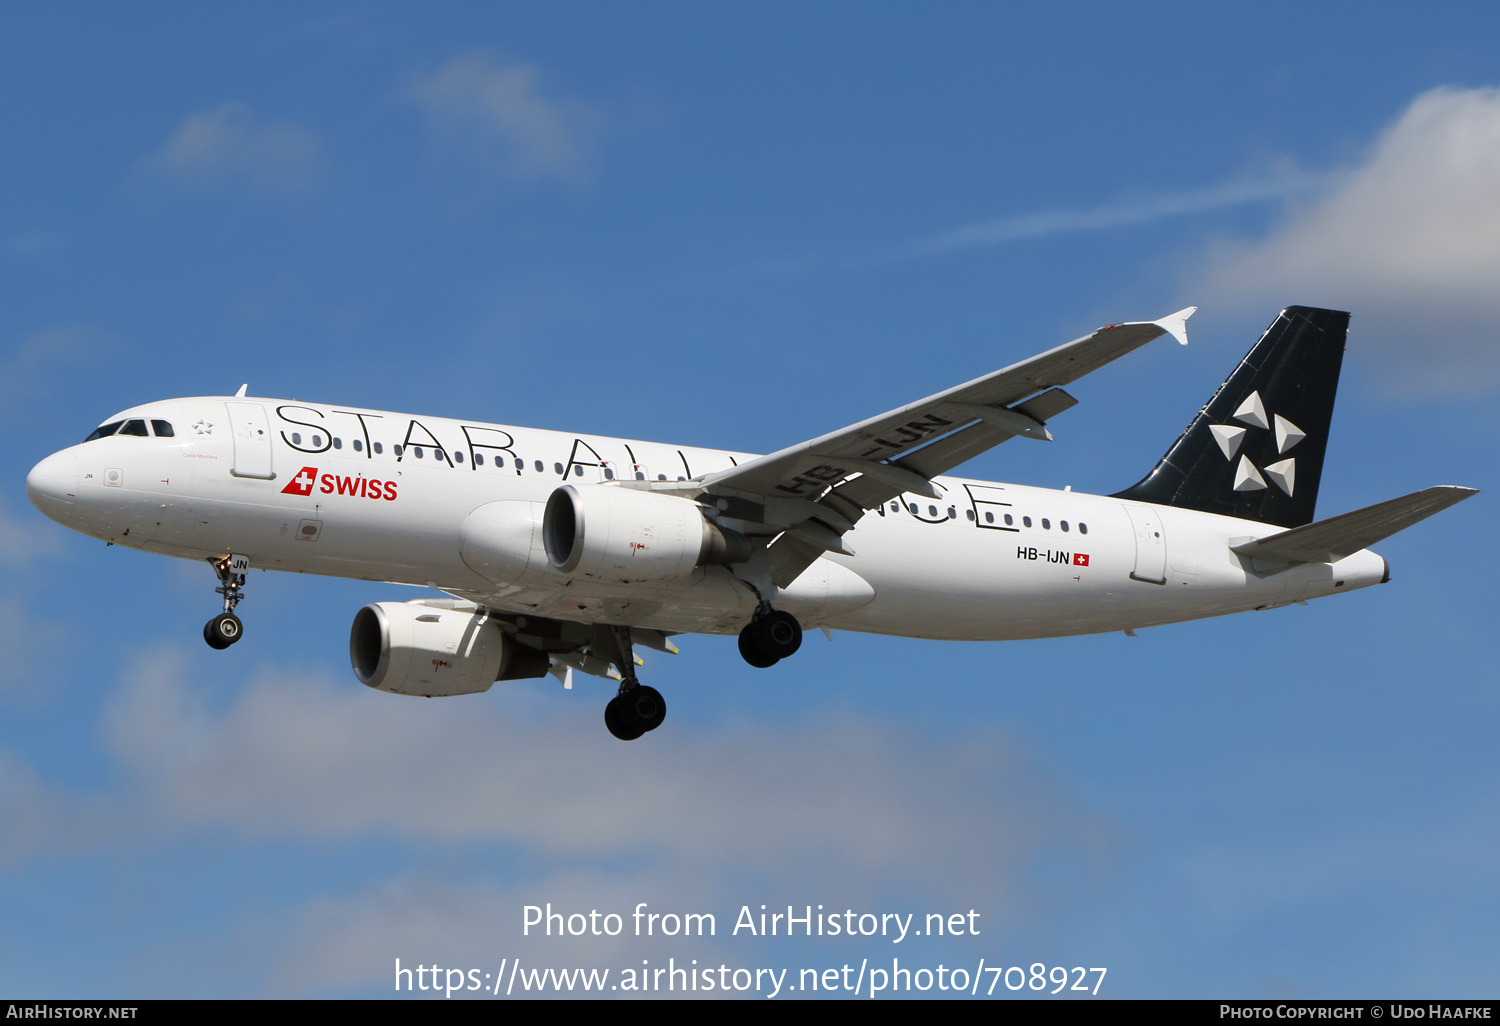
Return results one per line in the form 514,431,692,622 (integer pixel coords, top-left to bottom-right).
1112,306,1349,528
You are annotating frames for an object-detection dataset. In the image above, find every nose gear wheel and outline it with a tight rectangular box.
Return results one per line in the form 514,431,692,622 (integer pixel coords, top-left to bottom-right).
203,555,247,649
204,612,243,650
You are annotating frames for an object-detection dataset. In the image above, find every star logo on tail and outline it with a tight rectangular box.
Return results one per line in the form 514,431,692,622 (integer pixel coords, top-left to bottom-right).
1211,390,1303,496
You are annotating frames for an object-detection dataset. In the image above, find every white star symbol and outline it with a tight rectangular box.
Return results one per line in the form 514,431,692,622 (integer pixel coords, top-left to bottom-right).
193,419,213,435
1214,390,1303,496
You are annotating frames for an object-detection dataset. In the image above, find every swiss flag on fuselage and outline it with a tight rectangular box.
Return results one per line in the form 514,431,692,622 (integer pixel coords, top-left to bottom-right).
1073,553,1090,567
282,466,319,496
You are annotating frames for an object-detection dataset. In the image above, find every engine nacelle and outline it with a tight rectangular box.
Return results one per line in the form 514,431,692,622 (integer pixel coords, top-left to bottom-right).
349,601,547,697
542,484,750,583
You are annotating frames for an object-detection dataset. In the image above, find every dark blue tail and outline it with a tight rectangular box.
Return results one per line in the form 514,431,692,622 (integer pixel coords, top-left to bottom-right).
1113,306,1349,529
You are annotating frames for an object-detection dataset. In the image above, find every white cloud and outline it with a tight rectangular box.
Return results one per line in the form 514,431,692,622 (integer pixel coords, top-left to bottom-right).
1195,86,1500,389
0,646,1101,896
408,52,600,183
264,870,738,996
149,103,323,191
911,170,1318,256
0,647,1106,994
95,650,1096,894
0,748,116,865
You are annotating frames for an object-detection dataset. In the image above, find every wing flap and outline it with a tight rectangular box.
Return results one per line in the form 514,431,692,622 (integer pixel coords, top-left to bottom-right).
1230,485,1478,564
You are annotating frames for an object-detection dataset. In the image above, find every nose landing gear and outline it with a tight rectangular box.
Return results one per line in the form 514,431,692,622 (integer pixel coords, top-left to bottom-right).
737,607,803,668
204,555,246,650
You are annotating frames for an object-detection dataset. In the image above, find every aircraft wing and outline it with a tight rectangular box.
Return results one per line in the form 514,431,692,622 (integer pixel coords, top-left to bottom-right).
694,308,1195,585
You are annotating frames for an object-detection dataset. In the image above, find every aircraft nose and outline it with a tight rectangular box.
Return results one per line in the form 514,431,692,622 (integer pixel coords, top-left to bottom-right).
26,450,79,523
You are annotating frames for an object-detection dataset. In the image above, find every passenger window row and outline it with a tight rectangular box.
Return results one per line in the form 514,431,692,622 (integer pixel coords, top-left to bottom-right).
887,498,1089,535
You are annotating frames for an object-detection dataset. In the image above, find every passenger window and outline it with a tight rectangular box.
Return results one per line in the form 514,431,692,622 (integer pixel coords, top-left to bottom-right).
604,468,614,480
984,512,994,523
966,509,976,521
151,420,175,437
908,503,918,514
1023,516,1032,528
332,437,342,450
312,434,323,447
353,439,363,452
373,442,383,454
413,447,424,459
120,420,149,436
891,503,900,512
1079,523,1088,535
947,506,956,519
928,505,938,517
474,453,484,466
575,466,585,477
84,421,124,442
1060,521,1069,532
291,432,302,445
1004,514,1014,526
393,445,403,456
658,474,667,481
554,463,564,474
635,472,645,480
535,461,544,472
454,451,464,463
1042,519,1050,530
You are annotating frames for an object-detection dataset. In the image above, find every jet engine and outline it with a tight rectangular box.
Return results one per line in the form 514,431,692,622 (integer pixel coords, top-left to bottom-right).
542,484,751,583
349,601,547,697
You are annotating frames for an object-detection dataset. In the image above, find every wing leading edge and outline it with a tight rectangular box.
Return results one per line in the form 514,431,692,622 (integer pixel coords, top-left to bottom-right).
692,308,1195,586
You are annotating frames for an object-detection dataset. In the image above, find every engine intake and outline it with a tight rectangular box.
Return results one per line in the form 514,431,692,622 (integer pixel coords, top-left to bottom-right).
543,484,751,583
350,601,547,696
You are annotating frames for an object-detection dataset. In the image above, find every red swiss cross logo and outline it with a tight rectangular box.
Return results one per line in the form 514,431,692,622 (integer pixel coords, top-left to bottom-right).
1073,553,1090,567
281,466,319,496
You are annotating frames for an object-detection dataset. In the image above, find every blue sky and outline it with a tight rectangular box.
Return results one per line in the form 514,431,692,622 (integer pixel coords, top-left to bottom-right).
3,2,1498,999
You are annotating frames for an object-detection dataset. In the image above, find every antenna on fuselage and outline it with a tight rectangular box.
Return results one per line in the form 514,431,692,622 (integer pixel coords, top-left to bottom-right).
234,384,248,398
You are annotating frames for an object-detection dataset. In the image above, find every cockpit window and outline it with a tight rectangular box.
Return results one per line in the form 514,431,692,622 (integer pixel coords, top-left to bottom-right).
118,420,149,436
151,420,175,437
84,420,124,442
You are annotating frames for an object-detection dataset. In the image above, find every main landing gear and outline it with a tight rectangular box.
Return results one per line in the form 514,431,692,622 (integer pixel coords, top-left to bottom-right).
203,555,246,650
601,625,666,741
737,607,802,668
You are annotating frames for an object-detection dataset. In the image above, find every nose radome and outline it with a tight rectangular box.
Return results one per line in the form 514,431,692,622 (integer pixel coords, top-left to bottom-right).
26,450,79,523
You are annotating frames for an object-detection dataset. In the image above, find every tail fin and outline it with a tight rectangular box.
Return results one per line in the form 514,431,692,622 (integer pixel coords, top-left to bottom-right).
1113,306,1349,528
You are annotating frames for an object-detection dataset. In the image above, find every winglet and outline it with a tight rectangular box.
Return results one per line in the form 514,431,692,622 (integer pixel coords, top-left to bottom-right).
234,384,249,398
1154,306,1196,346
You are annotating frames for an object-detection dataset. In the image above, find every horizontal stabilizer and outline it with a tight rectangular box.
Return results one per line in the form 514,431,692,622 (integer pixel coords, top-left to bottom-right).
1231,485,1478,564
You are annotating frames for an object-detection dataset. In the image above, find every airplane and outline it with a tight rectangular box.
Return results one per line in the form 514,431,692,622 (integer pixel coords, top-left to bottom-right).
25,305,1477,740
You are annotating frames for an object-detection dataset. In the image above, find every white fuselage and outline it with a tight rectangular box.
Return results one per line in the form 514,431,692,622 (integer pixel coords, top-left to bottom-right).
27,396,1388,641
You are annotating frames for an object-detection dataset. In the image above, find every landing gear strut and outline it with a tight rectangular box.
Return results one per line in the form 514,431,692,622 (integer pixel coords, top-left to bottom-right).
737,606,802,668
203,555,246,650
601,625,666,741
